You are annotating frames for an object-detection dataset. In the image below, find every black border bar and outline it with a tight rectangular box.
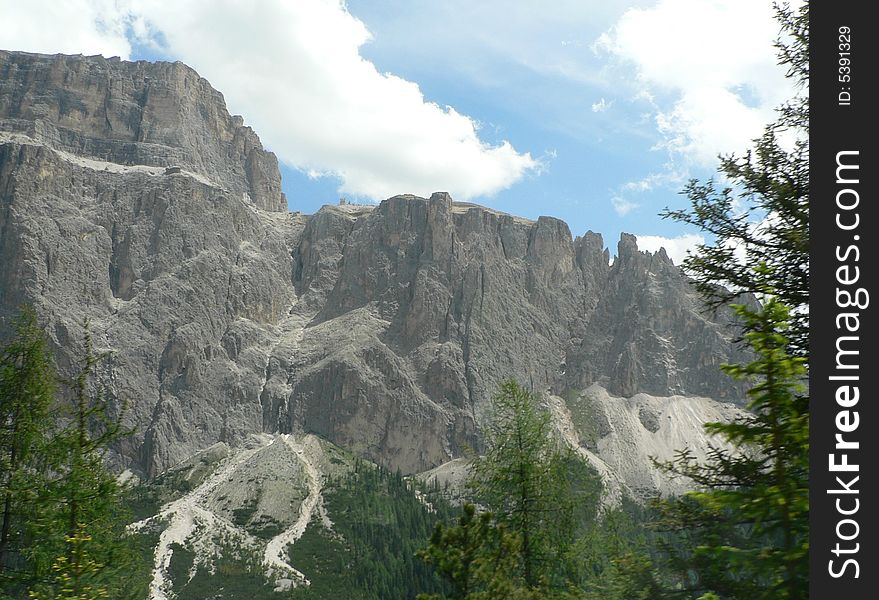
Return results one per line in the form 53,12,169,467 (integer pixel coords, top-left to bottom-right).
809,2,876,597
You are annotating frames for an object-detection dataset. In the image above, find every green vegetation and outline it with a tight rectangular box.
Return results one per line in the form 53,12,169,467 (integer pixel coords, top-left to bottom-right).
150,449,226,499
644,4,810,598
652,297,808,599
167,542,194,586
574,502,665,600
232,499,260,527
284,522,350,598
0,311,153,599
417,5,810,600
2,5,811,597
125,485,163,524
27,320,138,599
288,460,456,600
419,381,604,599
561,390,608,450
0,307,56,593
145,453,460,600
125,444,232,526
417,503,533,600
470,381,602,592
170,541,281,600
249,514,286,541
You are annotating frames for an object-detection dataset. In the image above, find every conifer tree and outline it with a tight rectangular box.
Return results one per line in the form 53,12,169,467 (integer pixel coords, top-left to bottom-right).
649,4,810,598
26,320,136,600
417,503,536,600
470,381,553,588
0,307,56,593
654,294,808,599
28,526,109,600
468,381,590,592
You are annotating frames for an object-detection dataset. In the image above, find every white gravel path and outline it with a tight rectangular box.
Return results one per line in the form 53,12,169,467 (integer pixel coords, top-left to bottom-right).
262,434,324,590
130,435,274,600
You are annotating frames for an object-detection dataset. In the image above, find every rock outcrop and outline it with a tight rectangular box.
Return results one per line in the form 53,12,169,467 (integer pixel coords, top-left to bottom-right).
0,50,285,211
0,50,750,487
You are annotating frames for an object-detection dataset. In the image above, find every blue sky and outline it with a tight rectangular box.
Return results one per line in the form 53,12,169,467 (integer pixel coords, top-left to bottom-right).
0,0,796,263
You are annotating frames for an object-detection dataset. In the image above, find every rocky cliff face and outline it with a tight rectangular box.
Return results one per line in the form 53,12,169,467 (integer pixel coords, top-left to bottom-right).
0,50,749,489
0,50,285,212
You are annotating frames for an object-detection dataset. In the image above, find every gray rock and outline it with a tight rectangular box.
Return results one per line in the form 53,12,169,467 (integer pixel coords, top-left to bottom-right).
0,51,750,481
0,50,285,211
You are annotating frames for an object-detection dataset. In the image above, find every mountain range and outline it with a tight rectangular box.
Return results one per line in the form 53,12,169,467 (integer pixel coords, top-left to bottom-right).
0,49,750,596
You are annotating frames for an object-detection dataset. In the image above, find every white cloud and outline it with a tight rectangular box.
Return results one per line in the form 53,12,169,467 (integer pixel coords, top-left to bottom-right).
611,196,639,216
0,0,131,58
652,85,774,166
609,166,686,221
621,167,684,194
596,0,796,167
1,0,538,202
591,98,612,113
632,233,704,265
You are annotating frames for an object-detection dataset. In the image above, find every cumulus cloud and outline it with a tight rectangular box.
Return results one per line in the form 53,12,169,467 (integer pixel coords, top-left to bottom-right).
0,0,538,201
632,233,704,266
596,0,795,167
0,0,131,58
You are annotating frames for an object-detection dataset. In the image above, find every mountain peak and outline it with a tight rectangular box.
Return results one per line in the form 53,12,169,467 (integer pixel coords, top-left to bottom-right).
0,49,285,212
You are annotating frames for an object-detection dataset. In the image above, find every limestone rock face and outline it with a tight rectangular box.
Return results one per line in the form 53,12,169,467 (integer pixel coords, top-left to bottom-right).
0,51,749,483
564,233,749,400
0,129,302,476
0,50,286,211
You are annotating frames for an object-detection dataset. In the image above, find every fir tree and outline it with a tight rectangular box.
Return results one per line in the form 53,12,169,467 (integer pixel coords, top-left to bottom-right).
653,294,808,599
468,381,593,592
26,320,137,599
470,381,554,588
28,526,109,600
416,503,533,600
648,4,811,598
0,307,56,593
